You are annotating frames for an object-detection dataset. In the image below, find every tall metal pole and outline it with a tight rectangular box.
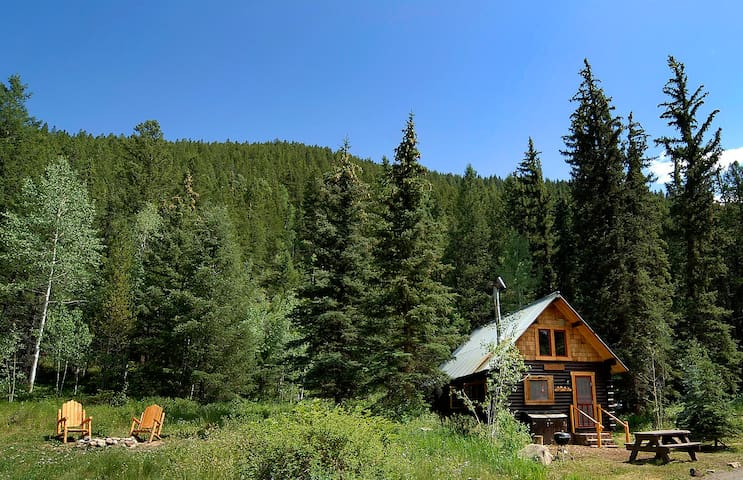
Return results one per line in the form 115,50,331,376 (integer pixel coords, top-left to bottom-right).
493,277,506,344
493,285,501,345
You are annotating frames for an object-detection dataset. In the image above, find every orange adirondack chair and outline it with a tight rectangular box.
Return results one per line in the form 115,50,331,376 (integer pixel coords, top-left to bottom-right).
56,400,92,443
130,404,165,442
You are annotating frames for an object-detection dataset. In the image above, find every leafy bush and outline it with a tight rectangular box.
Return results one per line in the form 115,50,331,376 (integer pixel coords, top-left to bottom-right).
234,401,394,479
677,342,737,443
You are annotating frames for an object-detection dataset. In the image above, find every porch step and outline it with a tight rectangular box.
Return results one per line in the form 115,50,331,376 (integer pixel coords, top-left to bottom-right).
572,432,618,448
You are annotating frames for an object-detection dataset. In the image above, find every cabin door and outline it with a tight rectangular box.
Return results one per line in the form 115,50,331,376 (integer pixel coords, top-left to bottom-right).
572,372,596,429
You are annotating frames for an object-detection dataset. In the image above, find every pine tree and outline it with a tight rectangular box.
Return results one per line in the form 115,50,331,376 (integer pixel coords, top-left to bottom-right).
656,56,741,387
124,120,173,214
720,162,743,344
506,138,557,296
677,342,736,445
445,165,496,330
0,75,45,213
552,192,577,300
562,60,626,344
131,174,261,400
617,114,675,413
371,114,458,411
294,139,373,402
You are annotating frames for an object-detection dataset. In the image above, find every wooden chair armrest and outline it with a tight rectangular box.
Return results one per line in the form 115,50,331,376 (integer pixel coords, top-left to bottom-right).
131,416,142,425
57,417,67,424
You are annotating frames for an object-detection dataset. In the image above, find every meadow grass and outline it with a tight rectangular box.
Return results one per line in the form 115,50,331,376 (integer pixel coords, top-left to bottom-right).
1,397,740,479
0,398,542,479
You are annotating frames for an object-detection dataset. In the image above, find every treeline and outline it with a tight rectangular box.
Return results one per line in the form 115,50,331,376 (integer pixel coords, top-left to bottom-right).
0,56,741,422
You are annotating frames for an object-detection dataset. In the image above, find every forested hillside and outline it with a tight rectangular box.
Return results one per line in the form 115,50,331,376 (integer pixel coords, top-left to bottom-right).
1,57,741,423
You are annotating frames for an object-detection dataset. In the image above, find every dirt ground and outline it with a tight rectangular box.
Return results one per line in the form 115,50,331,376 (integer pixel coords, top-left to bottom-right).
545,444,743,480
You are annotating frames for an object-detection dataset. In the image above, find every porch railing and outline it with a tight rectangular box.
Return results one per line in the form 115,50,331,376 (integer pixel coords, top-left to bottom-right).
599,406,631,445
569,404,604,447
569,404,632,447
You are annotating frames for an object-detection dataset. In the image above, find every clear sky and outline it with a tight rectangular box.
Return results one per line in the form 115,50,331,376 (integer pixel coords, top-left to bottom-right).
3,0,742,185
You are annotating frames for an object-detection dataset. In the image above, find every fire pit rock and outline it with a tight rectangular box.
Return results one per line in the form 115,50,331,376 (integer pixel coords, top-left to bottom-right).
76,436,139,448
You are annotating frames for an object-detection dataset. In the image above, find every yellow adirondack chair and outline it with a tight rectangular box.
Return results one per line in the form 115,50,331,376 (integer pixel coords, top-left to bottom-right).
56,400,92,444
130,404,165,442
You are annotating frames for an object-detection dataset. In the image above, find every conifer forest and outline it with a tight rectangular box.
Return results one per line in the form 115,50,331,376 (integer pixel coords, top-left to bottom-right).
1,56,741,423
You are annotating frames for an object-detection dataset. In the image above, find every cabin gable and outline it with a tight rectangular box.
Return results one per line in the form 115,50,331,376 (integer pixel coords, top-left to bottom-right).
515,304,604,363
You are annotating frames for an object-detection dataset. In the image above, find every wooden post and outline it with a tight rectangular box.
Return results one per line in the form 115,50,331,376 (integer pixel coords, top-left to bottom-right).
596,406,603,448
569,405,575,433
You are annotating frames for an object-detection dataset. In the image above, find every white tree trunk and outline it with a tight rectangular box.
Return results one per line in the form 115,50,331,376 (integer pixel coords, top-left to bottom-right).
28,231,58,393
10,350,17,402
55,356,61,393
74,366,80,395
61,359,68,393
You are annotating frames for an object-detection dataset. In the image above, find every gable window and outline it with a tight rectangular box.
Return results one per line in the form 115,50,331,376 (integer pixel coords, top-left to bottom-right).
538,329,551,355
536,328,569,358
524,375,554,405
554,330,567,356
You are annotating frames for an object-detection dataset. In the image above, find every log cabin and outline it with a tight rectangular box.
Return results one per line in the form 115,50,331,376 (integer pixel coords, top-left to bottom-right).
439,292,629,446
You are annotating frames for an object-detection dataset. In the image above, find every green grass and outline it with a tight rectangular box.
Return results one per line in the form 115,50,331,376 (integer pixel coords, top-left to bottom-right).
1,398,740,479
0,398,542,479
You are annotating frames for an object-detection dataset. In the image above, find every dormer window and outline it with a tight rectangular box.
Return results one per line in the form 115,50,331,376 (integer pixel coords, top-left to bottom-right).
537,328,568,358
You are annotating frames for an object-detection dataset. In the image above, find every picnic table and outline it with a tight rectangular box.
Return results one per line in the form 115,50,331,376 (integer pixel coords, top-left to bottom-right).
626,429,700,464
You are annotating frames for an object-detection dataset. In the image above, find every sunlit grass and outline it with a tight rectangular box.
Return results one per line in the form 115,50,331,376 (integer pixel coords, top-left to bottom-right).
1,397,740,479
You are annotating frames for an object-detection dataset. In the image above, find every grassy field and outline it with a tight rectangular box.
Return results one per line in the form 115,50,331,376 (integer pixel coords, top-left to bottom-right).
0,397,740,479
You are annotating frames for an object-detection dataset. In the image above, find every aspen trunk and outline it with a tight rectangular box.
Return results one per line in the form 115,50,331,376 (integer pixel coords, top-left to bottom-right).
61,360,68,393
28,230,58,393
74,366,80,395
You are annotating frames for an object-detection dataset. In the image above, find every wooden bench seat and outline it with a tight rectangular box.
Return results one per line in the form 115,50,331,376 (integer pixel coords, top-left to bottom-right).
626,440,700,463
626,441,700,451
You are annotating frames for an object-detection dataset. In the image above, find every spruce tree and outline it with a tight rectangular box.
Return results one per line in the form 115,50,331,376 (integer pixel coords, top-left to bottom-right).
132,174,261,400
720,162,743,344
562,59,626,344
371,114,458,411
295,140,372,402
0,75,47,213
617,114,675,413
506,138,557,296
656,56,741,387
445,164,496,330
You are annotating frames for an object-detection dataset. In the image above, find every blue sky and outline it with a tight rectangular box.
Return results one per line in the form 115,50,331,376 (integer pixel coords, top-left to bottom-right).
3,1,742,185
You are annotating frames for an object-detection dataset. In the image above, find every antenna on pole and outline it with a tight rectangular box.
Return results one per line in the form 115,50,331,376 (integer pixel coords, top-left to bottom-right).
493,277,507,344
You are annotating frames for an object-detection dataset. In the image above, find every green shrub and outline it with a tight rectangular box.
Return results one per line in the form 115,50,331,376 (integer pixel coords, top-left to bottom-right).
234,401,394,479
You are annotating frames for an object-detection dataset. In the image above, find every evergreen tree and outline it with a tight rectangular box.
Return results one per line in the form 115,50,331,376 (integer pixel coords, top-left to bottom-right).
445,165,496,330
92,227,137,391
720,162,743,344
617,114,675,413
552,192,577,300
562,59,626,344
677,341,737,444
295,140,373,401
371,114,459,411
131,174,261,400
0,75,41,212
656,56,741,387
124,120,173,213
505,138,557,296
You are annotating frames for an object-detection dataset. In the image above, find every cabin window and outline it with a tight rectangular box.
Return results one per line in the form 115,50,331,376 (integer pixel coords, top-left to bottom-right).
554,330,567,356
538,329,551,356
536,328,569,358
524,375,554,405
